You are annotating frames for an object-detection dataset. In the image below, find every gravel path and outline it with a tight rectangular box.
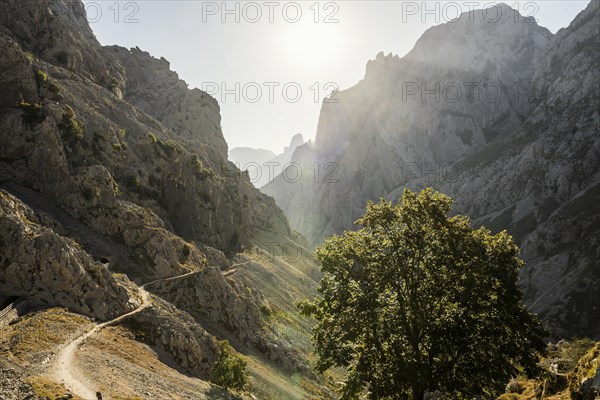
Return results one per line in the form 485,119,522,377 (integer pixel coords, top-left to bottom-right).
52,288,151,399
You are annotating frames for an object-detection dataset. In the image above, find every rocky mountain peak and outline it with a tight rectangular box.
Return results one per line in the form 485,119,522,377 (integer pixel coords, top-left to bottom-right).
403,3,552,80
0,0,126,97
364,51,401,82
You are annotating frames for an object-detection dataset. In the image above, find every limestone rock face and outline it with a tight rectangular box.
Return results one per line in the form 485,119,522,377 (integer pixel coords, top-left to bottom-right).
149,267,307,372
107,46,228,159
0,0,126,98
149,268,265,345
0,0,290,256
263,4,552,246
0,190,132,320
126,298,220,379
265,1,600,337
407,0,600,338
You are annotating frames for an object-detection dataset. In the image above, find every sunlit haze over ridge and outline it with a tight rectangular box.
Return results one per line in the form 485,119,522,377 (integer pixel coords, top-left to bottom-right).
84,0,590,153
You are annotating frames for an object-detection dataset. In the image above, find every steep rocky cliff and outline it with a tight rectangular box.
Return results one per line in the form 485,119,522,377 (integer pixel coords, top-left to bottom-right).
0,0,290,257
264,1,600,338
0,0,321,397
0,190,134,320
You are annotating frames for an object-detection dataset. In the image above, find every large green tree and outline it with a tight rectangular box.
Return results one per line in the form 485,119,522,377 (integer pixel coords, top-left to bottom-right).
298,188,547,400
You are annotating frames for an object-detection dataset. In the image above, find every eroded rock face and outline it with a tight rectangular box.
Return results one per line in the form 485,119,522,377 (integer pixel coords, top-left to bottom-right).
0,190,132,320
125,298,220,379
407,0,600,338
0,0,312,379
0,0,291,257
149,268,265,344
149,267,308,372
0,0,126,97
107,46,227,159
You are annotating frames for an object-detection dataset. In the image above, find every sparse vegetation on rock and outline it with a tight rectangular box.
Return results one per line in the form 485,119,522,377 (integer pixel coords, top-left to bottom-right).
58,105,84,142
17,101,44,122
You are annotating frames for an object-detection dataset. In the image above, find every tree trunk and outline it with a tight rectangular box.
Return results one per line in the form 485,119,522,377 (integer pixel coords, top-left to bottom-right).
412,387,425,400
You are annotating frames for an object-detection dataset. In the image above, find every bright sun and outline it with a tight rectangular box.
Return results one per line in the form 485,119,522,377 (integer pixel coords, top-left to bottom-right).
282,22,344,70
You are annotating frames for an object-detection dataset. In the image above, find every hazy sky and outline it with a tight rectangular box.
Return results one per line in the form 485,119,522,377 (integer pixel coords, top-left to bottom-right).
84,0,590,153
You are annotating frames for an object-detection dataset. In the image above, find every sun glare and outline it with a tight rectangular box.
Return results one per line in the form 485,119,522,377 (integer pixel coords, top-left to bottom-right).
282,22,344,70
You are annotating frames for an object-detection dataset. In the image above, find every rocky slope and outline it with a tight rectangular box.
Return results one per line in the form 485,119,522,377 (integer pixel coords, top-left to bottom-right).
0,0,322,398
0,190,134,320
264,1,600,338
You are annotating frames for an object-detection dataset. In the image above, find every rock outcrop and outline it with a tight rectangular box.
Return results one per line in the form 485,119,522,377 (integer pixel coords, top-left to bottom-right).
0,368,45,400
149,266,308,372
125,298,221,379
0,0,291,259
404,0,600,338
0,190,133,320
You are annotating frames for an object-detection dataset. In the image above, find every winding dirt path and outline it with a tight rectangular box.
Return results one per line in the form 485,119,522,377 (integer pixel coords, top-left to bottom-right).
52,288,151,399
49,261,252,399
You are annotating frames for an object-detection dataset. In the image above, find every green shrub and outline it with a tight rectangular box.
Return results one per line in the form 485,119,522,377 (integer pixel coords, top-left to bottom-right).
124,174,141,189
112,142,122,150
106,76,120,90
548,338,596,373
120,128,127,138
260,304,272,318
58,105,84,141
35,70,47,86
568,342,600,396
147,132,157,142
211,340,248,391
157,139,178,155
24,52,34,64
192,154,219,181
17,101,44,122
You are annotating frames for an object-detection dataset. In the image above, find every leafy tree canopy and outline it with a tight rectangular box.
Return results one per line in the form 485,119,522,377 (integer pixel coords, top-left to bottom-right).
210,340,248,391
298,188,547,400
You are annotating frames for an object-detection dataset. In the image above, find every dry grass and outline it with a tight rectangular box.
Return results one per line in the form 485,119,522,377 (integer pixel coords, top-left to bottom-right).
77,326,220,399
27,375,84,400
497,340,599,400
0,308,92,365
